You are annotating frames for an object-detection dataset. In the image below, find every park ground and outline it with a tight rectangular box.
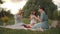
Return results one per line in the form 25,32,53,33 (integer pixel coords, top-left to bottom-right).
0,18,60,34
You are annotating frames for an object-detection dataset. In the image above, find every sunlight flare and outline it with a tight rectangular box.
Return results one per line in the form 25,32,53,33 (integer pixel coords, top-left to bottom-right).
1,0,27,15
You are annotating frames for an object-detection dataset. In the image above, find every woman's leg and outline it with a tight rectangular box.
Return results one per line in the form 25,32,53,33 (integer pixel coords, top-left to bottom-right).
31,23,42,29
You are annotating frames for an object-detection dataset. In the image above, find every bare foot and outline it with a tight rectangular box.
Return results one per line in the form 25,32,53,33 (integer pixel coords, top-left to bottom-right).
38,28,44,32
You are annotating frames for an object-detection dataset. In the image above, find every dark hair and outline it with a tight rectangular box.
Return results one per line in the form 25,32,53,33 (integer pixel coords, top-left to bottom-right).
31,10,37,17
39,7,48,15
39,7,45,11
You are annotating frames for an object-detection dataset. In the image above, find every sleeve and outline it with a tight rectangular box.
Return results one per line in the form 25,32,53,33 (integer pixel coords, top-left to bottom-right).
42,12,48,21
41,13,44,21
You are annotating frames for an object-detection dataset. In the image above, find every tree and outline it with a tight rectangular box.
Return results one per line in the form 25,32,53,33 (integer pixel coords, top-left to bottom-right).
58,10,60,16
53,10,58,20
58,10,60,20
1,16,9,26
0,9,14,18
0,0,3,4
23,0,57,19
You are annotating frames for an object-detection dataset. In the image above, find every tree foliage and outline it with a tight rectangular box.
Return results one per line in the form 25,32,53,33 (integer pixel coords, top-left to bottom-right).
0,0,3,4
53,10,58,20
0,9,14,18
23,0,57,19
1,16,9,23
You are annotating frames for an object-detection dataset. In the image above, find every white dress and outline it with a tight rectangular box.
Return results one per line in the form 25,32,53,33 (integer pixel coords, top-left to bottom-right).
30,15,37,25
14,15,22,24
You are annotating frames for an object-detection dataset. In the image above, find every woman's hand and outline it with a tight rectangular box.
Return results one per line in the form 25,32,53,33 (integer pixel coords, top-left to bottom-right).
33,15,42,22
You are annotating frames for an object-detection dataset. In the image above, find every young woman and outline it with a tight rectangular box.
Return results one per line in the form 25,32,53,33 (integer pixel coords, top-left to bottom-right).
22,11,37,28
30,11,37,26
30,7,49,31
14,11,23,24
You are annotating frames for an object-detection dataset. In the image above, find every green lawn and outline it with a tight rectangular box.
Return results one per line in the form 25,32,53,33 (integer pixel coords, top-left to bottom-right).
5,16,60,25
0,18,15,25
0,18,52,25
0,27,60,34
0,18,60,34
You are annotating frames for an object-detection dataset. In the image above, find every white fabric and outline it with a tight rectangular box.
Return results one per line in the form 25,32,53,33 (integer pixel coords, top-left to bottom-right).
30,15,37,24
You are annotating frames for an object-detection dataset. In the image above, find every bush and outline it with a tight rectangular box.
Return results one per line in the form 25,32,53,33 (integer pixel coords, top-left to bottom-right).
53,10,58,20
57,16,60,20
1,16,9,23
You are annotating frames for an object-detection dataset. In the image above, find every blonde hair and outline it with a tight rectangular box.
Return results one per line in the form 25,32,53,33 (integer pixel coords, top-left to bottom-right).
17,10,24,15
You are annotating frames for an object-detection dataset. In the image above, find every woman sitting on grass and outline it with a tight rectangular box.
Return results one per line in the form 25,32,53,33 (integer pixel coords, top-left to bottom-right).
30,10,37,26
22,10,37,28
30,7,49,31
14,11,23,25
22,7,49,31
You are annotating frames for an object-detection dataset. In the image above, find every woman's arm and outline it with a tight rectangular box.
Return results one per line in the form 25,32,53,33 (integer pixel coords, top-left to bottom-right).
33,15,42,22
29,15,32,20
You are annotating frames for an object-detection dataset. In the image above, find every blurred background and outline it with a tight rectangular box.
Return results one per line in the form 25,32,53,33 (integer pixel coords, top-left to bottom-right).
0,0,60,34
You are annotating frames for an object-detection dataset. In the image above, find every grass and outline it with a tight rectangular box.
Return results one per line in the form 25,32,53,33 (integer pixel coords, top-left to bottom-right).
0,27,60,34
0,17,52,25
23,18,30,24
0,18,15,25
6,19,15,25
0,18,60,34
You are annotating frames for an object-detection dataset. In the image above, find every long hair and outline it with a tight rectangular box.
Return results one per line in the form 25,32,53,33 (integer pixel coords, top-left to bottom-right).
31,10,37,17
